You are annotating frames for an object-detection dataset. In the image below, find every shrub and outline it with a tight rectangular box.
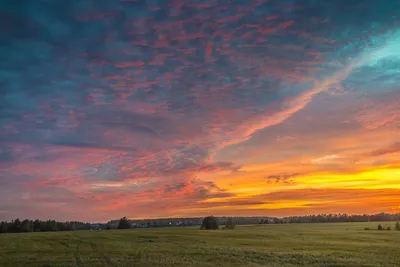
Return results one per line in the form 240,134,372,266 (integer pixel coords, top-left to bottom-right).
364,227,370,230
396,221,400,231
377,224,383,230
387,227,391,231
201,216,219,230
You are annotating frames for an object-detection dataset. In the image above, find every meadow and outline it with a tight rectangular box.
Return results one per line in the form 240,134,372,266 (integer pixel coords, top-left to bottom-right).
0,222,399,267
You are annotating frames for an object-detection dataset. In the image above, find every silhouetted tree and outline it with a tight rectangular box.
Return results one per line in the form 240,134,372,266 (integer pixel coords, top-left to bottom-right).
201,216,219,230
117,217,131,229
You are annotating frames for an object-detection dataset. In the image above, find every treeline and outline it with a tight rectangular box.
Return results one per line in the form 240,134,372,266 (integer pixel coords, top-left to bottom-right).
0,219,91,233
264,213,400,224
2,213,399,233
108,213,400,229
203,213,400,226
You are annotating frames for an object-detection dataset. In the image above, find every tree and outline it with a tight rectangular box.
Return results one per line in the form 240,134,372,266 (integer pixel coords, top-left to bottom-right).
33,220,41,232
117,217,131,229
21,219,33,232
0,222,8,233
225,217,235,229
12,219,22,233
0,219,87,234
396,221,400,231
378,224,383,230
201,216,219,230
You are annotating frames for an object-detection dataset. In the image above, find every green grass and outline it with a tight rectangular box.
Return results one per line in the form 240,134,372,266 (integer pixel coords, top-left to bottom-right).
0,222,399,267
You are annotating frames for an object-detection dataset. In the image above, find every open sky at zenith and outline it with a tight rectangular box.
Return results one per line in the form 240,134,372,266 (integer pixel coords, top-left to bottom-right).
1,0,400,222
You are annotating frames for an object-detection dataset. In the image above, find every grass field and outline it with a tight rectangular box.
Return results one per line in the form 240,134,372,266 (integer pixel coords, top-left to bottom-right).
0,222,399,267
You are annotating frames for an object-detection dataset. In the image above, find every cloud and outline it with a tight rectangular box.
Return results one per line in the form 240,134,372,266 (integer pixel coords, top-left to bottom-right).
355,98,400,130
266,173,300,184
257,188,400,202
276,136,297,143
0,0,399,220
310,155,345,165
369,142,400,157
224,188,400,215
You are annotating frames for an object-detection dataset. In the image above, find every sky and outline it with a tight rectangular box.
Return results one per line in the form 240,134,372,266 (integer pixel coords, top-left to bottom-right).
1,0,400,222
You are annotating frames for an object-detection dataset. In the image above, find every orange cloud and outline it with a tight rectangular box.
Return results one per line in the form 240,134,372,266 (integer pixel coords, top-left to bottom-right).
1,0,400,222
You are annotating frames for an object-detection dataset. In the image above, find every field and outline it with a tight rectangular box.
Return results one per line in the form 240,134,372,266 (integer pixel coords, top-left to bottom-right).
0,222,399,267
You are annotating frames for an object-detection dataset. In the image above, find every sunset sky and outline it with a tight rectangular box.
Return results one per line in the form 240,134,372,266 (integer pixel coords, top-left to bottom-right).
1,0,400,222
